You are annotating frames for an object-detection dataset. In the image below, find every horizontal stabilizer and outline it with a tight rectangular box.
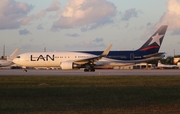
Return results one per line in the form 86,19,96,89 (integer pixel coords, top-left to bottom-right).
143,52,165,58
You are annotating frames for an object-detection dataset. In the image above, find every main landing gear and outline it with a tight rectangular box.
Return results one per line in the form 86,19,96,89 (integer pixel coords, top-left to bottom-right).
22,66,27,72
84,68,95,72
23,69,27,72
84,64,95,72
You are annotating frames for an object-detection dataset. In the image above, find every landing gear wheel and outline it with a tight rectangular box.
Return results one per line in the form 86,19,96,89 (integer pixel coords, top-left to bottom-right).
84,69,89,72
84,63,95,72
84,68,95,72
90,68,95,72
23,69,27,72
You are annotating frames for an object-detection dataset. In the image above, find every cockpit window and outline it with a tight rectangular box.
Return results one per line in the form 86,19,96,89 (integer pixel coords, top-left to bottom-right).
16,56,20,58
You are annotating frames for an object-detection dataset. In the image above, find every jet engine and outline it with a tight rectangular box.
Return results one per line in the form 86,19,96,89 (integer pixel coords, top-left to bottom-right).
60,61,79,70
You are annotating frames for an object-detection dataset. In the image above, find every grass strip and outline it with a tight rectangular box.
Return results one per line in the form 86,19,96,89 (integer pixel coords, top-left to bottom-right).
0,76,180,114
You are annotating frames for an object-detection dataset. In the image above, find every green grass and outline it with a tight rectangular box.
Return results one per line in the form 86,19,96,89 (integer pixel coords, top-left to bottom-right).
0,76,180,114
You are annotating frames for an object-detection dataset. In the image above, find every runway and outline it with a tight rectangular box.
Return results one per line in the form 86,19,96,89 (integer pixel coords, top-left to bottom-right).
0,69,180,76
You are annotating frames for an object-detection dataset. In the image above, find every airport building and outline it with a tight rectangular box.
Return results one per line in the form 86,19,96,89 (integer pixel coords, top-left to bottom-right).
113,63,155,70
174,55,180,66
95,63,155,70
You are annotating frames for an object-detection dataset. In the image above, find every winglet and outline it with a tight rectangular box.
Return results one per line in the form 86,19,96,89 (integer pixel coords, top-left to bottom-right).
7,48,20,61
101,44,112,57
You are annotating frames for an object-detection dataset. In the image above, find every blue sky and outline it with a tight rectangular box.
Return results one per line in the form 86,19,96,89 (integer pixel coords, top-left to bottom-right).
0,0,180,56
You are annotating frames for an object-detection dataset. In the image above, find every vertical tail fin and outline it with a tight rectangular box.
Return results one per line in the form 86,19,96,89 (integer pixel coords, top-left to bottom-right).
7,48,20,61
137,25,168,53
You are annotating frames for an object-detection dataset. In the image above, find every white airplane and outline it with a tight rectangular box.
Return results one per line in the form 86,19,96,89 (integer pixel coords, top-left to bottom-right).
0,48,20,67
13,25,168,72
13,44,112,72
157,61,179,69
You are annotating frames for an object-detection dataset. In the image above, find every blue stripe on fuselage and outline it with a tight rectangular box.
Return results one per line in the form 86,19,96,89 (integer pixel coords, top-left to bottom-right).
77,50,158,60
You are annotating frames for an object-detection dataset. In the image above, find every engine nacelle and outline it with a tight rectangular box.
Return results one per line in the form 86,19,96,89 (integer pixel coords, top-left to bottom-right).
60,61,75,70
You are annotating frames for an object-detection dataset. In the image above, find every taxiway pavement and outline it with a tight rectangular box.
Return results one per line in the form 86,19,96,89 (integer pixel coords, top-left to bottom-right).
0,69,180,76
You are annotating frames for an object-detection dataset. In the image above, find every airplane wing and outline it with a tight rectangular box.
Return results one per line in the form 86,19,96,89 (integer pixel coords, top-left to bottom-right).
74,44,112,64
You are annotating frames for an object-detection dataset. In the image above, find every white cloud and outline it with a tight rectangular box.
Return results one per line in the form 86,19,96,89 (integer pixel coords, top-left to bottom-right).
21,0,61,25
93,38,103,43
52,0,117,30
19,28,31,35
0,0,33,29
156,0,180,30
66,33,80,37
121,8,139,21
21,10,46,25
46,0,61,12
37,24,43,30
0,0,116,31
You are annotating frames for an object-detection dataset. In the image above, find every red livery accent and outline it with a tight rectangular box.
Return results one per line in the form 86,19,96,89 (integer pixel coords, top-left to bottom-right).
140,46,159,51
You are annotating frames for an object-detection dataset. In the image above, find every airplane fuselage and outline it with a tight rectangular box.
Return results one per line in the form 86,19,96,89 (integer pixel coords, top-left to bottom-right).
14,52,97,67
13,50,163,68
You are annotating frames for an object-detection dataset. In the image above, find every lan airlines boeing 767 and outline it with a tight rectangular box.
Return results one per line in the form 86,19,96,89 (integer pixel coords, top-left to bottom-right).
13,25,168,72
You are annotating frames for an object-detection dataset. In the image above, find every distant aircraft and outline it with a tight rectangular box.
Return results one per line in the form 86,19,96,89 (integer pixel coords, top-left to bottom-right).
0,48,20,67
13,25,168,72
157,60,179,69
